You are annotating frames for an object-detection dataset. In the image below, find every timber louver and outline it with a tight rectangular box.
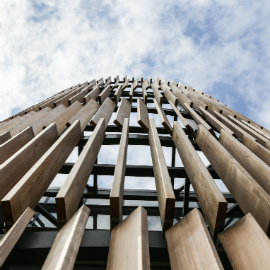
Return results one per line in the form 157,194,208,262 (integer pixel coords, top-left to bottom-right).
0,76,270,269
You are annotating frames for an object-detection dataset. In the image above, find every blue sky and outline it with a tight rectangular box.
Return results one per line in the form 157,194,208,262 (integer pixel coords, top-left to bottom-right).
1,0,270,128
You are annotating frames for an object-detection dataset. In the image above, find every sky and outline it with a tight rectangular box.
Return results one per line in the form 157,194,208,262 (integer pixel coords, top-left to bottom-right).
0,0,269,227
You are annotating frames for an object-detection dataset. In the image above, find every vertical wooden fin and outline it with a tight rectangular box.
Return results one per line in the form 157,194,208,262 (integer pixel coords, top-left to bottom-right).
219,129,270,196
200,106,234,136
142,85,148,104
1,120,82,224
122,79,129,90
170,84,193,108
83,85,100,104
110,119,129,229
153,98,172,135
53,87,83,107
114,85,123,104
67,99,100,132
242,134,270,167
168,101,194,135
219,213,270,270
9,107,52,137
0,131,11,145
142,79,149,89
165,208,224,270
99,85,111,104
148,76,152,84
173,122,227,236
156,76,161,85
0,207,35,267
184,103,216,137
90,97,115,129
187,93,208,113
149,119,175,232
0,126,35,165
97,77,104,86
0,117,25,135
0,123,58,201
56,119,105,224
106,206,151,270
31,104,67,136
42,205,90,270
129,79,138,102
114,97,131,129
214,111,256,141
242,119,270,140
68,84,92,105
228,115,270,148
164,87,178,106
170,80,177,86
196,124,270,233
137,98,149,131
151,83,163,104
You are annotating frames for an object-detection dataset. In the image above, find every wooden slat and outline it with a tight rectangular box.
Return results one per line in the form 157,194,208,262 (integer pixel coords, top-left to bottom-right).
228,115,270,149
219,129,270,196
106,206,151,270
165,88,178,106
97,77,104,86
90,97,115,128
123,75,127,82
32,102,83,135
151,83,163,104
67,99,100,132
129,80,138,102
0,123,58,201
114,97,131,129
242,119,270,140
156,76,161,85
39,88,74,110
219,213,270,270
242,134,270,167
0,207,35,267
165,208,224,270
68,84,92,105
0,126,34,165
170,84,193,108
31,104,67,136
99,85,111,104
170,80,177,86
83,85,99,104
199,106,234,136
142,85,148,104
187,93,208,113
114,85,123,104
53,87,83,107
1,120,82,224
153,98,172,135
56,119,105,224
196,124,270,233
214,110,256,141
163,78,170,86
110,119,129,229
0,131,11,145
149,119,175,232
9,107,52,137
141,75,143,83
168,101,194,135
0,117,25,135
142,79,149,89
42,205,90,270
184,103,216,137
137,98,149,131
172,122,227,236
122,79,129,90
148,76,152,84
114,75,119,83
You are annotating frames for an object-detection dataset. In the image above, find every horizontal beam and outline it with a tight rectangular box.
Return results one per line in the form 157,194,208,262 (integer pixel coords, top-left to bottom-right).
59,163,220,179
0,230,232,268
44,188,236,203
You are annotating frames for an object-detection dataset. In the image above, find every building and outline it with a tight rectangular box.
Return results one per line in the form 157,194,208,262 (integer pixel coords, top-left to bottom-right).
0,76,270,269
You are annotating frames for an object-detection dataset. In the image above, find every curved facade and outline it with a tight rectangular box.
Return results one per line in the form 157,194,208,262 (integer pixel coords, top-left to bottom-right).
1,76,270,269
